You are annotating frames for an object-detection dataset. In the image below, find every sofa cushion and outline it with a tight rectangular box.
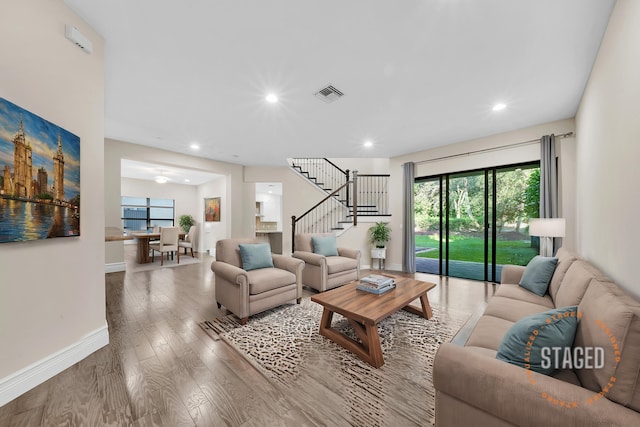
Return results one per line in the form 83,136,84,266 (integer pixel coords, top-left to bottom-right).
247,268,296,295
494,284,555,308
326,255,358,275
239,243,274,271
574,280,640,411
519,256,558,296
466,315,515,351
548,247,579,303
496,306,579,375
554,260,609,307
484,296,554,323
312,235,339,257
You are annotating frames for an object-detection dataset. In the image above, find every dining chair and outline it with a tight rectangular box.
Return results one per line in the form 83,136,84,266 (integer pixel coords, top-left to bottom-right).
178,225,197,257
149,226,180,266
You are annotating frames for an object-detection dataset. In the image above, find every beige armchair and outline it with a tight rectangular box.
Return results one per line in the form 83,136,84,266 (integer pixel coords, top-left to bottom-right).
292,233,360,292
211,238,304,325
179,225,198,257
149,226,180,266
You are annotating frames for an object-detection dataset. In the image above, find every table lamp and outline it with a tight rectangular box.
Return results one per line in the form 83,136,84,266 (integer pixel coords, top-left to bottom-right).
529,218,565,257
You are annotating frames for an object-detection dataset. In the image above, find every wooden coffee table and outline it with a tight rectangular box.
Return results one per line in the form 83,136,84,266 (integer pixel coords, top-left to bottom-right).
310,275,436,368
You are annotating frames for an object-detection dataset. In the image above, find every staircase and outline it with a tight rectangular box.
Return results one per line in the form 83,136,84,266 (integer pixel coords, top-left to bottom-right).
289,158,390,250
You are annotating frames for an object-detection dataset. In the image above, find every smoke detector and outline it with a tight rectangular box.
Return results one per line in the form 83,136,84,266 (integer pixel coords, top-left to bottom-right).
65,24,93,54
314,85,344,103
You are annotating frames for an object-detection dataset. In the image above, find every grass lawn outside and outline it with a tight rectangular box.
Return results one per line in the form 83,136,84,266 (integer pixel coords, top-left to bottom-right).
415,233,538,266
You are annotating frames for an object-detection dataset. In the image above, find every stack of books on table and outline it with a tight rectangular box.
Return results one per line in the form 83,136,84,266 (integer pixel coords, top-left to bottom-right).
356,274,396,294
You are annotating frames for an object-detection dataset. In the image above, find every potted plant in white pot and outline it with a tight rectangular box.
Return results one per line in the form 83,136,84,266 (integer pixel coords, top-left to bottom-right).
368,221,391,269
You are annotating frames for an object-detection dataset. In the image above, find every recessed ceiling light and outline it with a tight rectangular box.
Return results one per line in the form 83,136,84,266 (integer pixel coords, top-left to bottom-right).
265,93,278,103
155,176,168,184
190,143,200,150
184,178,190,183
492,103,507,111
364,140,373,148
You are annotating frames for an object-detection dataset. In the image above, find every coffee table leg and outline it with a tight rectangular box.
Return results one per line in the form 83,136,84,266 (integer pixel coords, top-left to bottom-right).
365,323,384,368
320,307,334,330
403,292,433,319
419,293,433,319
318,308,385,368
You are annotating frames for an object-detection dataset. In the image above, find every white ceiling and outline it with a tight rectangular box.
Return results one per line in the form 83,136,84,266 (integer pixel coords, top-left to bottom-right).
66,0,615,166
121,159,223,186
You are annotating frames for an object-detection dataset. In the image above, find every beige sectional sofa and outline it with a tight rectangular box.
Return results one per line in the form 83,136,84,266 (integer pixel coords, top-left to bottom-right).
433,248,640,426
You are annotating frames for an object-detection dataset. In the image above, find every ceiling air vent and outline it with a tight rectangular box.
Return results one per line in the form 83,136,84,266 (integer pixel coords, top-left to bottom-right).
314,85,344,103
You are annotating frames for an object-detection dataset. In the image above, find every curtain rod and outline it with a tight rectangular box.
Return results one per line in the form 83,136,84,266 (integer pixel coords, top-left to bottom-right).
413,132,574,166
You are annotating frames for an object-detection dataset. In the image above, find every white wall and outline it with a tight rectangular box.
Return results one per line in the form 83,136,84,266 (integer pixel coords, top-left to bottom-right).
389,118,576,270
198,177,228,253
0,0,106,404
326,158,391,175
575,0,640,298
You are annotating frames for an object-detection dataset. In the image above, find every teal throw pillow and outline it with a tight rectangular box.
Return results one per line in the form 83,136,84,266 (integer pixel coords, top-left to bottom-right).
496,306,579,375
519,255,558,296
311,235,339,257
239,243,274,271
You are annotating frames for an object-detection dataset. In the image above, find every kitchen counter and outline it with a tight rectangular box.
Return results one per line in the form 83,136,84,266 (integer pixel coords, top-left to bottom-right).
255,231,283,254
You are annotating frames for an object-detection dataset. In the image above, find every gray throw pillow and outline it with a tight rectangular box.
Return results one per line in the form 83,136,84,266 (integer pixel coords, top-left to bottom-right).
519,255,558,296
311,235,339,257
239,243,274,271
497,306,579,375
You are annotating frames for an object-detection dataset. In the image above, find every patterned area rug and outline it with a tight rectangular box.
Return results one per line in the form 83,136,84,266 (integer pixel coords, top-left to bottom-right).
200,298,471,426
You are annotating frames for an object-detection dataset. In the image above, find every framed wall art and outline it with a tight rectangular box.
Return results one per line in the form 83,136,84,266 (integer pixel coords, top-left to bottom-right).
0,97,80,243
204,197,220,222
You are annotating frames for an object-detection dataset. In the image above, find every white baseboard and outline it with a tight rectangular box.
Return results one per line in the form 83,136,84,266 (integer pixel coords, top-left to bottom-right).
0,324,109,407
105,262,126,273
362,262,403,272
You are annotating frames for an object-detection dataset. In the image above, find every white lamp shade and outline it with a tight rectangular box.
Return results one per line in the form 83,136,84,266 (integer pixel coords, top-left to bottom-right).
529,218,566,237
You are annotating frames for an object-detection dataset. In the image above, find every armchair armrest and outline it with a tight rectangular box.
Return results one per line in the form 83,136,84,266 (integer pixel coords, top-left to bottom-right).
272,254,304,275
292,251,326,267
434,343,640,426
338,247,360,260
211,261,248,285
500,264,526,284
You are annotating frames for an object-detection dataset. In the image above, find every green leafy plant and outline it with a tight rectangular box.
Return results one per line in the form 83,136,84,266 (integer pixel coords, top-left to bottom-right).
368,221,391,248
178,214,195,233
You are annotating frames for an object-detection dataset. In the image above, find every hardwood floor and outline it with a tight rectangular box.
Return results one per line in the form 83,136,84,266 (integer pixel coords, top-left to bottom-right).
0,255,497,426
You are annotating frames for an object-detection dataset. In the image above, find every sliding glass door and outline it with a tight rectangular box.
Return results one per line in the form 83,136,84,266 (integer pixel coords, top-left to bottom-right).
414,162,539,282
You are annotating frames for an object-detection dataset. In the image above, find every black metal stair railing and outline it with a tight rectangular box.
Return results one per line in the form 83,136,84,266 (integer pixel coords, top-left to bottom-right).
348,174,390,216
291,180,356,252
289,158,350,205
289,158,391,251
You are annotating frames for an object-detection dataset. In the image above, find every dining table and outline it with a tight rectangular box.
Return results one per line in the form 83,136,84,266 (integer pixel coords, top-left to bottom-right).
130,231,185,264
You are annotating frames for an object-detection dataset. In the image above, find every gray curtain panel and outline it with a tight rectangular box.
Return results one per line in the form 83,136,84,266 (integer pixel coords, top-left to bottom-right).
540,134,561,253
402,162,416,273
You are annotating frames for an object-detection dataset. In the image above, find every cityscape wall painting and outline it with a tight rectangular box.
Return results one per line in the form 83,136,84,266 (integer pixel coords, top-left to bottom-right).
204,197,220,222
0,97,81,243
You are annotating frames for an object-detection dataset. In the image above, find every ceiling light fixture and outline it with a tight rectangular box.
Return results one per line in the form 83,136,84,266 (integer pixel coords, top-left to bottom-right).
364,140,373,148
492,103,507,111
190,143,200,150
265,93,278,103
155,176,169,184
